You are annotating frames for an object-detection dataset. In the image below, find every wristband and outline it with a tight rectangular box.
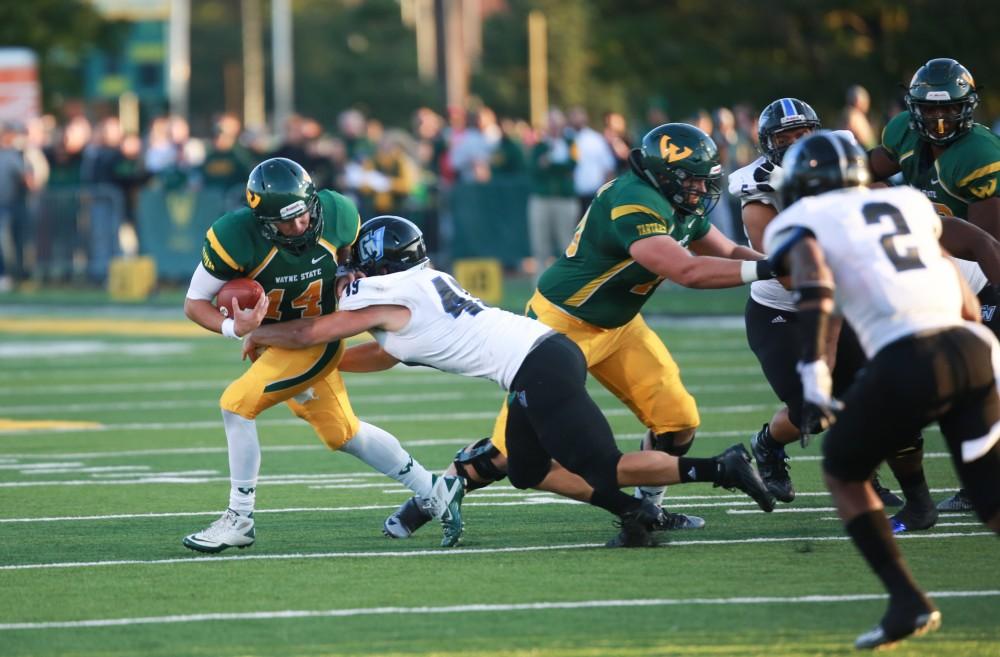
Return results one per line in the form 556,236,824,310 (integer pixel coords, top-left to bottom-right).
221,317,242,340
740,260,770,283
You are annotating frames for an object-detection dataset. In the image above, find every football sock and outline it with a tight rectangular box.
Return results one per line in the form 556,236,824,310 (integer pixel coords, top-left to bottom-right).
340,421,435,498
759,424,784,451
846,510,923,601
678,457,719,484
591,488,642,516
634,486,666,505
223,410,260,515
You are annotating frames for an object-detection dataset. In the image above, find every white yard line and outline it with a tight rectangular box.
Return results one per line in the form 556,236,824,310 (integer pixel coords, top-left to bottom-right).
1,589,997,632
0,531,992,573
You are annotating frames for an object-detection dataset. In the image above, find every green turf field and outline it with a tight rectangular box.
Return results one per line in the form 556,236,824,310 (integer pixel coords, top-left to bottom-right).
0,312,997,657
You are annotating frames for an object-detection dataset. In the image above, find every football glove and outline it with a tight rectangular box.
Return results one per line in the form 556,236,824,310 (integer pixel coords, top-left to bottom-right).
797,359,844,447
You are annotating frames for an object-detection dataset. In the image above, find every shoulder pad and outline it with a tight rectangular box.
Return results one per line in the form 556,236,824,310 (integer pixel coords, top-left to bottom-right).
729,157,778,204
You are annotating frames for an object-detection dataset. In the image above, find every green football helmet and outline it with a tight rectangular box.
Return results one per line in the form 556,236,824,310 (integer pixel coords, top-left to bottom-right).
629,123,723,216
904,58,979,145
245,157,322,254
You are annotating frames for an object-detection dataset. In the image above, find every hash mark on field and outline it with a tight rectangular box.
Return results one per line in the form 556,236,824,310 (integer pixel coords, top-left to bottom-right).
0,590,996,631
1,532,993,571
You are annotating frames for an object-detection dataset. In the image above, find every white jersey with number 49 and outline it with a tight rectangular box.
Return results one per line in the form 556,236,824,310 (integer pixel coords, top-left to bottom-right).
764,185,964,358
338,266,552,390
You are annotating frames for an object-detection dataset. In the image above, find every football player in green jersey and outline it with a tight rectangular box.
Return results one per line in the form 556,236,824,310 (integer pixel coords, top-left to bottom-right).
383,124,780,542
181,158,464,552
869,58,1000,516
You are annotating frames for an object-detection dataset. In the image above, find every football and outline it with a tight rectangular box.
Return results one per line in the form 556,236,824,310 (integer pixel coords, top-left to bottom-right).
216,278,265,318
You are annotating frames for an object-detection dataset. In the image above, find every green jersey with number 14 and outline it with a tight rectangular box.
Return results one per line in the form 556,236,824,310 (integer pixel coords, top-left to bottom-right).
200,189,360,325
538,170,711,328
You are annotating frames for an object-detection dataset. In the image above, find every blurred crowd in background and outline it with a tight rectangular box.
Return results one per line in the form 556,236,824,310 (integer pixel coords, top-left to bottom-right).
1,85,998,293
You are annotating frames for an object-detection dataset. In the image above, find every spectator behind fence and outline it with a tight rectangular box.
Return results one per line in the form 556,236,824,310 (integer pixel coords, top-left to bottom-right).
840,84,878,149
80,117,125,283
491,117,527,176
449,109,494,183
527,108,577,280
0,123,31,290
603,111,633,174
568,106,615,215
199,113,253,192
41,116,90,281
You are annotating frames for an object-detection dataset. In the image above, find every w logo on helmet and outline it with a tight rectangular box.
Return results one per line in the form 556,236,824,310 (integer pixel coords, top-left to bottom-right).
246,190,262,208
358,226,385,264
659,134,693,163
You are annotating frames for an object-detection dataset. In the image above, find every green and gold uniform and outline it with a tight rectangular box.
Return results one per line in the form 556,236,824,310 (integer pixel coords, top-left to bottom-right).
202,190,363,449
492,171,711,452
881,111,1000,219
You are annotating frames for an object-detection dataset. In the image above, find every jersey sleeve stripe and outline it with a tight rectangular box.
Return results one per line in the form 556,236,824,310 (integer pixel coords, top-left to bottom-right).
247,247,278,279
564,258,634,307
957,161,1000,188
936,161,970,206
318,238,339,258
898,149,914,164
206,228,243,273
611,204,664,223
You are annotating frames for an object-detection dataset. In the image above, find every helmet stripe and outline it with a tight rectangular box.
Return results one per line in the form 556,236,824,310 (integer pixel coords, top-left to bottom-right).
780,98,797,117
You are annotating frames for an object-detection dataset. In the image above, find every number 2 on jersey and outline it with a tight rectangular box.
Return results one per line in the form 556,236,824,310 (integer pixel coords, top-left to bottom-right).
433,276,484,318
862,202,926,272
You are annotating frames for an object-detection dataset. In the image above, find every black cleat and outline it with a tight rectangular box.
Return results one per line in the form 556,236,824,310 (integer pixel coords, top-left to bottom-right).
871,473,904,507
750,425,795,503
657,509,705,530
937,489,974,512
383,496,434,539
606,498,666,548
890,503,938,534
716,444,775,512
854,604,941,650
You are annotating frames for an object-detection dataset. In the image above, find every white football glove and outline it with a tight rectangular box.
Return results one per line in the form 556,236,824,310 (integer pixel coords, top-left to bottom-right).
797,359,844,446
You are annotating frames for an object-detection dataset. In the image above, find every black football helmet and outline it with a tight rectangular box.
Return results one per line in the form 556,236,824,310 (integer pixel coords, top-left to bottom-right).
757,98,822,165
629,123,723,216
905,58,979,145
245,157,322,254
779,130,871,207
354,215,429,276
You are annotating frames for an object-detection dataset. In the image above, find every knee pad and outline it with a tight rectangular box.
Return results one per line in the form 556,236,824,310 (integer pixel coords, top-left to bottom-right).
290,397,358,450
650,430,694,457
454,437,508,485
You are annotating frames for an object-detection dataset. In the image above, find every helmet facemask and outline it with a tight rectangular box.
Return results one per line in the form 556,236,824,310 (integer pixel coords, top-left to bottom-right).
256,194,323,255
906,97,978,145
646,166,722,217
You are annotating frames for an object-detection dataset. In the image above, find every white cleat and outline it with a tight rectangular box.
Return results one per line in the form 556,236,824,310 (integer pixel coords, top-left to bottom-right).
182,509,255,554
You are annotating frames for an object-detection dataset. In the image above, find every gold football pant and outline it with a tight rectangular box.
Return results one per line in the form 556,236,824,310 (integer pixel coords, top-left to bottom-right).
490,290,699,454
220,340,360,450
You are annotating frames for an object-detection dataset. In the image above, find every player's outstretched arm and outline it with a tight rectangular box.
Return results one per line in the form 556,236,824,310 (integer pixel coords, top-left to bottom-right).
630,234,773,289
248,307,385,350
688,223,766,261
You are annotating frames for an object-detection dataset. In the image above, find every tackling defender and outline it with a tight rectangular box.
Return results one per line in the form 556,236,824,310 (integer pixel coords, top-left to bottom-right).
181,158,463,552
383,123,780,541
765,130,1000,650
242,215,775,548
